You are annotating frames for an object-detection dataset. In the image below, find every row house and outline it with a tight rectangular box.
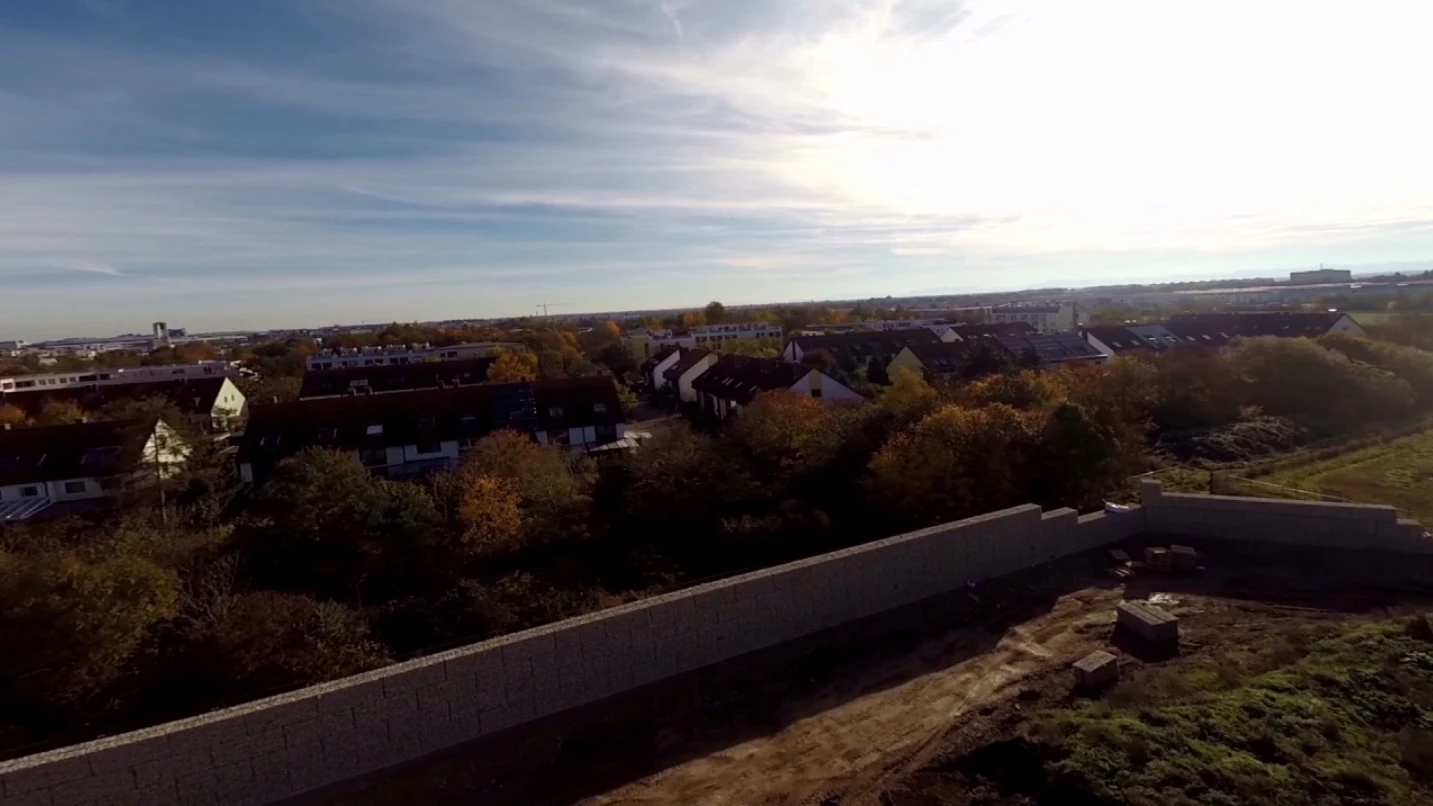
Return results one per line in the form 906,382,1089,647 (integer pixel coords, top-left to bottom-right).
0,417,190,523
1082,311,1367,357
0,377,248,433
691,355,863,420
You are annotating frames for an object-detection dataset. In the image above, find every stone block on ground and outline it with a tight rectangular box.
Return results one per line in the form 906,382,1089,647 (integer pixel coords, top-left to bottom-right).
1170,545,1198,570
1072,650,1119,690
1117,600,1179,644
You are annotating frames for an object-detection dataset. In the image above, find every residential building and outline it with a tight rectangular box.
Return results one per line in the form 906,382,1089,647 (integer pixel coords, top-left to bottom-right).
691,355,863,419
946,322,1038,341
781,329,942,366
638,346,682,392
1081,324,1187,356
626,322,783,360
298,358,494,399
0,361,243,394
1,377,248,432
886,342,982,380
305,342,524,371
988,303,1078,333
0,417,189,523
992,331,1109,367
689,322,783,345
1290,267,1352,285
795,320,956,340
661,349,717,404
237,377,625,483
0,340,26,357
1163,311,1365,348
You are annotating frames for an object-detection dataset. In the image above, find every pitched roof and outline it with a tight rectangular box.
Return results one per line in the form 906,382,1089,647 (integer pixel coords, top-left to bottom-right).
661,348,712,382
533,377,624,431
903,342,980,375
947,322,1037,339
298,358,494,399
639,345,681,374
1081,325,1185,354
1165,312,1353,342
238,384,536,469
0,377,230,418
787,329,941,366
691,355,808,404
0,417,159,486
993,332,1106,365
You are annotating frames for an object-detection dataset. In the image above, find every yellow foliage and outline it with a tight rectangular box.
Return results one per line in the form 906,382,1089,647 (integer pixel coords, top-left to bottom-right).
487,349,539,383
457,474,526,557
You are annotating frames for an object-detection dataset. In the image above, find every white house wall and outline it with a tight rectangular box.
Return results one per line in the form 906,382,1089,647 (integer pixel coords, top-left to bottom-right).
676,355,717,403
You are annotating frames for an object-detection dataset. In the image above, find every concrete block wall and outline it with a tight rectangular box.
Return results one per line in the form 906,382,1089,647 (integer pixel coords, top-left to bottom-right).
0,502,1144,806
1140,480,1432,553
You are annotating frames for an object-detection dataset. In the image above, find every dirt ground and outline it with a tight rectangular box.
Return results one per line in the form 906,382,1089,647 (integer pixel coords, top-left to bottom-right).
298,545,1433,806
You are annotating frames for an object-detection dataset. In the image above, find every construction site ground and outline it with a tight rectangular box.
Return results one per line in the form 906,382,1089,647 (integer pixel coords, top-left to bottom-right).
293,541,1433,806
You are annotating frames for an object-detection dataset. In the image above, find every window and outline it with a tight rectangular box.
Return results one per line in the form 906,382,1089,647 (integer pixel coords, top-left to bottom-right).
548,406,564,418
417,416,436,431
20,486,38,498
811,388,823,399
416,439,442,455
593,403,608,414
317,426,338,441
460,414,480,430
260,434,282,447
64,481,87,494
366,424,384,436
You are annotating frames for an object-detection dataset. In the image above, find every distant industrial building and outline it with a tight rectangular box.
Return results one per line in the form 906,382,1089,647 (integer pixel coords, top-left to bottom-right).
626,322,783,360
0,362,244,394
1289,268,1352,285
988,303,1079,333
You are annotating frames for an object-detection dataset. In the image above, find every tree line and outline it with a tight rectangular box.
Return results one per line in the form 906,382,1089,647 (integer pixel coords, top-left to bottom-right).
3,332,1433,756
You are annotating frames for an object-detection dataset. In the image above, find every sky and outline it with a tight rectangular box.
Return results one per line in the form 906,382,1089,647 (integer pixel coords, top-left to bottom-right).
2,0,1431,339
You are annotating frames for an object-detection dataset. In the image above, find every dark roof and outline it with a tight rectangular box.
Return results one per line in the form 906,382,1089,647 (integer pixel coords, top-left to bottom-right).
661,349,712,383
0,378,230,418
1080,325,1174,354
534,377,624,431
0,417,159,486
788,329,941,366
691,355,808,404
903,342,979,375
948,322,1036,339
993,332,1106,365
298,358,494,399
1165,312,1354,342
238,377,625,471
639,346,681,374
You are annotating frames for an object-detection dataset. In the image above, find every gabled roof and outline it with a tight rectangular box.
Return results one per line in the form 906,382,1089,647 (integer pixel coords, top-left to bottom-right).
298,358,494,399
534,377,624,431
639,346,681,374
1165,312,1353,342
661,348,712,382
993,332,1106,365
238,384,535,469
902,342,980,375
1082,325,1183,353
788,329,941,351
948,322,1037,340
0,377,231,418
0,417,159,486
691,355,808,404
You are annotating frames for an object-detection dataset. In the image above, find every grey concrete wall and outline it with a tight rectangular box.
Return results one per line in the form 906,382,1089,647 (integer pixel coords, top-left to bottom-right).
1140,480,1432,552
0,502,1142,806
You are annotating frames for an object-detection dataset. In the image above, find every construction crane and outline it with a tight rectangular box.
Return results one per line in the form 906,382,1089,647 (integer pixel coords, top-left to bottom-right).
535,302,573,321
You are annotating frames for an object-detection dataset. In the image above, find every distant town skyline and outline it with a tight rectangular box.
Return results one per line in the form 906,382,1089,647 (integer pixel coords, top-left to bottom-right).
3,0,1432,339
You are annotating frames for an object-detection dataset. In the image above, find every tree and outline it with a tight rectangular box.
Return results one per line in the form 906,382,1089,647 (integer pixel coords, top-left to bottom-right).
202,592,388,701
867,403,1038,527
488,349,539,383
801,348,838,375
959,342,1012,380
236,450,443,602
1151,346,1241,430
0,551,180,702
1230,337,1414,433
880,367,939,424
596,342,637,376
722,338,781,358
616,383,639,416
36,399,85,426
0,403,28,429
456,474,525,557
454,430,582,547
1017,347,1042,370
236,375,301,404
1319,334,1433,406
704,301,727,325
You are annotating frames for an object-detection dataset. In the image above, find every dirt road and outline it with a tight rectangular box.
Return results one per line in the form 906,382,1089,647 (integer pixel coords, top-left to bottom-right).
580,588,1120,806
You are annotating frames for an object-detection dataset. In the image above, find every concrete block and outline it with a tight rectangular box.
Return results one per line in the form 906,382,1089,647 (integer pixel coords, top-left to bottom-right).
1170,545,1198,570
132,749,211,790
379,661,446,700
1139,479,1163,503
1072,650,1119,689
1117,601,1179,644
45,769,137,804
1,755,92,798
0,789,60,806
84,734,173,776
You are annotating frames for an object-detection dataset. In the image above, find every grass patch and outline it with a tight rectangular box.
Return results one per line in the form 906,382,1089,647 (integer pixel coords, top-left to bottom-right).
1030,619,1433,806
1352,312,1398,327
1250,428,1433,523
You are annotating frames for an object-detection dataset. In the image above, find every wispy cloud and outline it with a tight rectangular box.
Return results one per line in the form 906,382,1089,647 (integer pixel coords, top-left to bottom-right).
0,0,1431,338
